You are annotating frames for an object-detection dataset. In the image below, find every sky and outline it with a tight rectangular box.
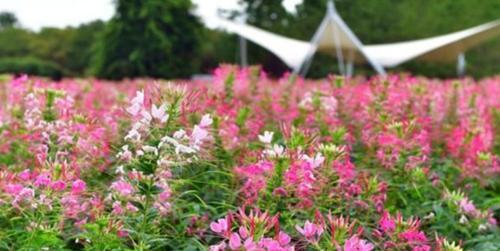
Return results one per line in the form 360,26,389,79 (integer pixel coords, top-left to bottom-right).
0,0,303,31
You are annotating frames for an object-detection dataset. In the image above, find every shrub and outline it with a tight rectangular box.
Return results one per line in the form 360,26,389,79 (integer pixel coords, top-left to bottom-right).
0,57,64,80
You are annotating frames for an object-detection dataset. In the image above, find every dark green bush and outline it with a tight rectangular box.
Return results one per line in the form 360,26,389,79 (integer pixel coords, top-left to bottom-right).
0,57,64,80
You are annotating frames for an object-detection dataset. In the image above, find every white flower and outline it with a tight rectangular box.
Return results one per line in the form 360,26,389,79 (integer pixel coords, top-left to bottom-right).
126,103,141,116
117,145,132,160
258,131,274,144
116,165,125,174
459,215,468,224
151,103,169,123
423,212,435,220
175,144,197,154
141,110,152,124
173,129,186,139
199,114,213,127
142,145,158,155
161,135,179,146
160,135,197,155
131,90,144,105
158,158,174,168
191,125,209,146
264,144,285,158
126,90,145,116
124,128,141,141
301,153,325,169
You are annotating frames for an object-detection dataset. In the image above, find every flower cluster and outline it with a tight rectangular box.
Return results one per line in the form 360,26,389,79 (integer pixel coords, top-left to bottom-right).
210,209,293,251
0,68,498,250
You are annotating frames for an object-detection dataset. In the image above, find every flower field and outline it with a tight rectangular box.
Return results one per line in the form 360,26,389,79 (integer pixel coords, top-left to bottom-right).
0,66,499,250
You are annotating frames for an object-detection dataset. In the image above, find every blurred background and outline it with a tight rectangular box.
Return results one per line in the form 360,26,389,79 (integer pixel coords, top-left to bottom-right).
0,0,499,80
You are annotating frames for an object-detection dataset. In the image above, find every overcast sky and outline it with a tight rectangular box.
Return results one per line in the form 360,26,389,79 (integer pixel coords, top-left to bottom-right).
0,0,302,31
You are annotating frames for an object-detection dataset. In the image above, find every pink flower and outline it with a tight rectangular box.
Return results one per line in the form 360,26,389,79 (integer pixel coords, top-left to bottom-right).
238,226,249,239
71,179,86,194
13,187,35,206
126,202,139,212
19,187,35,198
243,238,257,250
111,180,135,197
117,230,129,238
18,169,31,180
210,218,229,234
278,232,291,246
4,184,23,195
209,242,227,251
379,212,396,234
302,153,325,169
412,246,431,251
50,180,67,191
259,238,288,250
296,220,323,241
458,198,479,217
343,236,374,251
229,233,242,250
112,201,124,215
400,230,427,243
333,160,356,181
34,173,51,187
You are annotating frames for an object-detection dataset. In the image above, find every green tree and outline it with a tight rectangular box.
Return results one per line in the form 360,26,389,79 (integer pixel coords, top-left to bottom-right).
64,21,106,75
92,0,204,79
0,12,18,29
0,28,32,57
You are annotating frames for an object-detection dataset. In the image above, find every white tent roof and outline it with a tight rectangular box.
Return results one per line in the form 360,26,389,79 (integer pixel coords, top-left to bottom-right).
211,4,500,74
216,19,311,70
364,20,500,67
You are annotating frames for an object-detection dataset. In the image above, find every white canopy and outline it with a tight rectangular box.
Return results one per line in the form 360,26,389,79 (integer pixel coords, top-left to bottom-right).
365,20,500,67
216,19,311,70
211,2,500,75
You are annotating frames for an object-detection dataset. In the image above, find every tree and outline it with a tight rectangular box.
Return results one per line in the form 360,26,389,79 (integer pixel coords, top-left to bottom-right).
65,21,106,75
0,28,32,57
0,12,18,29
92,0,204,79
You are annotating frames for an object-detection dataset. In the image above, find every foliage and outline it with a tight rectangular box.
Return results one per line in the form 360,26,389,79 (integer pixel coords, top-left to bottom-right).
91,0,204,79
0,57,64,80
0,12,18,30
0,22,104,78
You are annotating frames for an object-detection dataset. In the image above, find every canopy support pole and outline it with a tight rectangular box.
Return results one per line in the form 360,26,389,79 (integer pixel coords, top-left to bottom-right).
298,50,316,77
346,62,353,76
293,11,329,77
457,53,466,77
331,17,345,75
239,15,248,67
346,50,354,77
327,1,386,76
294,0,387,77
240,37,248,67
